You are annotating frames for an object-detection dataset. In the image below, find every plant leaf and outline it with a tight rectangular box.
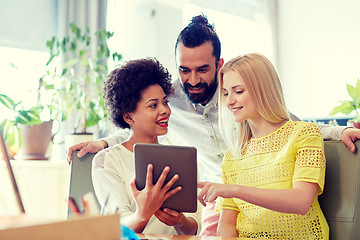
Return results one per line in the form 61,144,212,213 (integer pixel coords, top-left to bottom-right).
355,78,360,102
15,109,41,125
112,52,122,62
347,83,356,101
0,94,16,110
329,100,355,115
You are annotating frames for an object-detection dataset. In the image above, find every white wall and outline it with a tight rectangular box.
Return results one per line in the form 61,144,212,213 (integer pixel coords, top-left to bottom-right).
277,0,360,120
154,2,184,76
106,0,185,77
106,0,273,80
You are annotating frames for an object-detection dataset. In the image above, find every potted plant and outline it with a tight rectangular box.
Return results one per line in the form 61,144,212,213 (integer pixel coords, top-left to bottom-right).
329,78,360,128
0,77,59,159
45,23,122,146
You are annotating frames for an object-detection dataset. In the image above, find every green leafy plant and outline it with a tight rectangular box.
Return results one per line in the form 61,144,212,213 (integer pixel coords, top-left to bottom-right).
45,22,122,134
330,78,360,122
0,77,58,150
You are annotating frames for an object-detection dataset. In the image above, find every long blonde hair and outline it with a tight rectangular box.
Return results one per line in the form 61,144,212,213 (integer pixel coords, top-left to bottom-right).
218,53,290,155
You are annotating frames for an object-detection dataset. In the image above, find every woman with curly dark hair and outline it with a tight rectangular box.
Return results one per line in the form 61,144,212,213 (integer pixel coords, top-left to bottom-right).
92,58,200,235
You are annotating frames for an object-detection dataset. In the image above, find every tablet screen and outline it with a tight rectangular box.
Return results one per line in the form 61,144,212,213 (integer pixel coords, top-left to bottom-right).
134,143,197,213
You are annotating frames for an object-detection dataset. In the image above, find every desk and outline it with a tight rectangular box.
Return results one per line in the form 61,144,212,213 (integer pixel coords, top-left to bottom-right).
0,159,70,219
138,233,272,240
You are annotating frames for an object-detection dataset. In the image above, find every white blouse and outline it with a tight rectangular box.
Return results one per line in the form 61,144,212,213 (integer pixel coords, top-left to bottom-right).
92,144,201,235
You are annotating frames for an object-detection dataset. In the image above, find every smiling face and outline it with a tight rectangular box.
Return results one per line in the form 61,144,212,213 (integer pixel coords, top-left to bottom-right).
126,84,171,139
177,41,223,105
222,70,259,123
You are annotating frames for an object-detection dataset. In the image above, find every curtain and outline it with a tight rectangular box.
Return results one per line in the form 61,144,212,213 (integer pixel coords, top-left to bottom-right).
57,0,107,39
264,0,279,68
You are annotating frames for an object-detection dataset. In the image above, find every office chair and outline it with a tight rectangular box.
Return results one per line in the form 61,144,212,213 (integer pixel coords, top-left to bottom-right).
319,140,360,240
68,151,100,217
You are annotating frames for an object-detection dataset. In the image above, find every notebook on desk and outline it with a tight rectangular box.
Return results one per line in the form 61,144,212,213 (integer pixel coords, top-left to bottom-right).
0,127,25,214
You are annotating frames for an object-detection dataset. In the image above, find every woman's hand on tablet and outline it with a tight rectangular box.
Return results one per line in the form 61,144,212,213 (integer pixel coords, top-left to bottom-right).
154,208,184,226
155,208,198,235
130,164,182,222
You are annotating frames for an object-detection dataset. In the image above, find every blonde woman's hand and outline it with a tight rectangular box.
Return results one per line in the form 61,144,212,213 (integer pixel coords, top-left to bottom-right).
198,181,238,206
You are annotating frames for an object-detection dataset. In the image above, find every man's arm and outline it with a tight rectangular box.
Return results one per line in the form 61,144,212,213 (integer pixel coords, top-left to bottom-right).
99,128,131,147
289,111,345,140
316,123,346,141
67,129,130,161
290,111,360,152
309,124,360,152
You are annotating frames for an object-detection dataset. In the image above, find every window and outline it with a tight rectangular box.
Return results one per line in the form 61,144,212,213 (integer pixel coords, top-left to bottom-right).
183,0,274,64
0,0,57,108
0,47,48,108
106,0,275,76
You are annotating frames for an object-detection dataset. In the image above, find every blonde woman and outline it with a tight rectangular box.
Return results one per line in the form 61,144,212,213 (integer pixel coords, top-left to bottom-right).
198,53,329,239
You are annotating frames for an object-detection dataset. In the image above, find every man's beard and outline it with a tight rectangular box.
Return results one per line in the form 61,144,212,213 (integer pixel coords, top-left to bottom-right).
181,75,218,105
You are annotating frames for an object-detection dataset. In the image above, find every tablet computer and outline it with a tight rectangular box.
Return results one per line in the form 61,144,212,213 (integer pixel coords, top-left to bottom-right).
134,143,197,213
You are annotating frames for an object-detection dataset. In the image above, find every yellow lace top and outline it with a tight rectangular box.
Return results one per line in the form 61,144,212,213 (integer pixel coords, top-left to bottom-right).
219,121,329,239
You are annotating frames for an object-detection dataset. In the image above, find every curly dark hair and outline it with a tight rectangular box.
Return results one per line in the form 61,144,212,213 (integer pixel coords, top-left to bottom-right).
103,58,173,129
175,14,221,62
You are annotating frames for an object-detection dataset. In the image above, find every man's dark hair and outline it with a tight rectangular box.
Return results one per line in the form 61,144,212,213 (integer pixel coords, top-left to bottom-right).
175,14,221,62
103,58,173,129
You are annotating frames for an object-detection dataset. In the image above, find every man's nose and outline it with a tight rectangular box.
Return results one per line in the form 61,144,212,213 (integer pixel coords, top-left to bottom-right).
189,72,200,86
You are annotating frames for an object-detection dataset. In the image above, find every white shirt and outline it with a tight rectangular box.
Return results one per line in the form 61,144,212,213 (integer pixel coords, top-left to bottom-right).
164,80,227,183
92,144,201,235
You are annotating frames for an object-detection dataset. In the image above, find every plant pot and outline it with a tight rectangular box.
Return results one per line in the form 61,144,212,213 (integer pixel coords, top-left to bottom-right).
15,120,54,160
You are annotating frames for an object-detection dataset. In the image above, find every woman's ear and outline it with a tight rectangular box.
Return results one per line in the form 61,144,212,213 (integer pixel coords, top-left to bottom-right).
123,112,134,125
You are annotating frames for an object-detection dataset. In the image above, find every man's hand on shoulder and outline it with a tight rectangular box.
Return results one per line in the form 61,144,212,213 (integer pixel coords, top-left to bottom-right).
341,127,360,153
67,140,108,163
